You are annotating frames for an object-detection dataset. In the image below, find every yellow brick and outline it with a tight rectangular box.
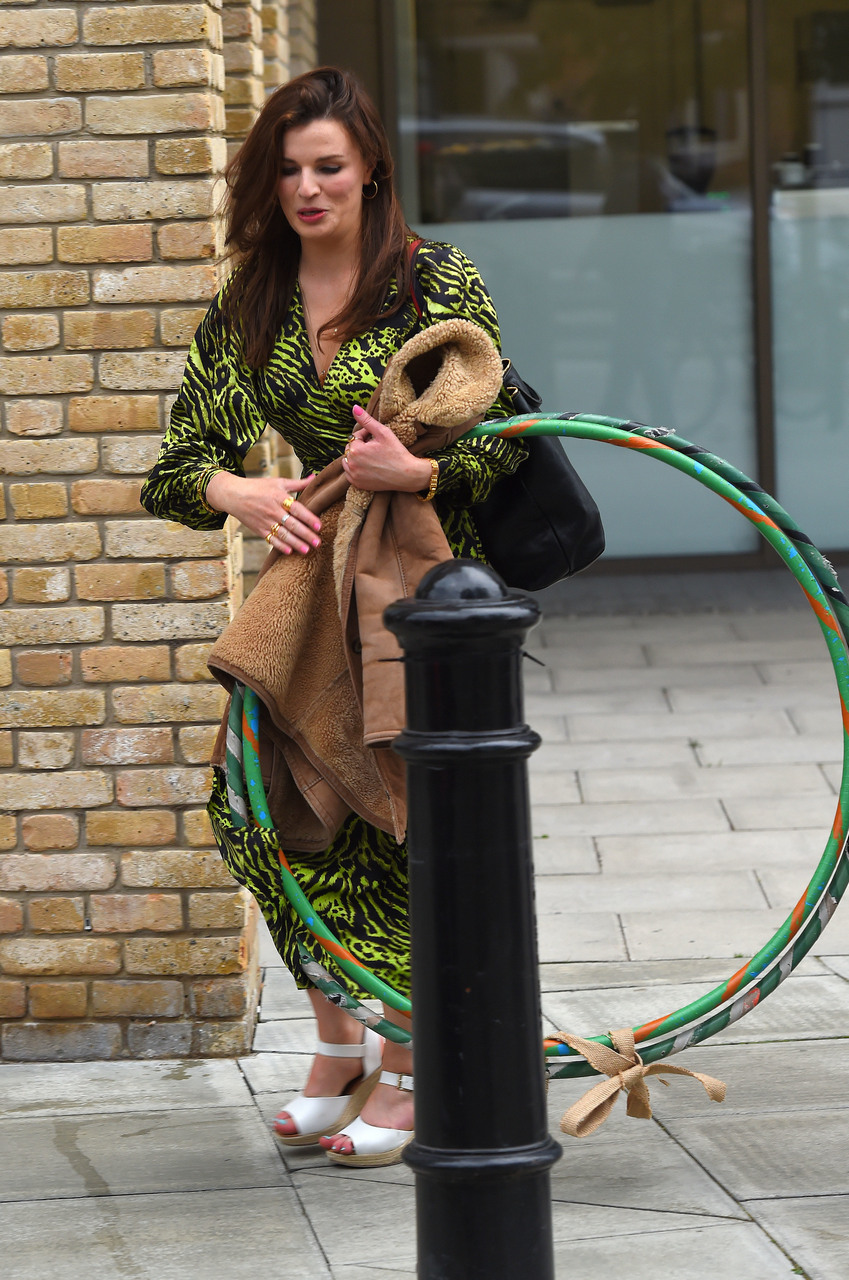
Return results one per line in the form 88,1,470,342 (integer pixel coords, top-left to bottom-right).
17,818,81,855
0,10,78,49
15,648,72,684
112,601,229,643
178,723,218,763
81,645,170,683
0,651,10,687
0,572,6,606
69,395,159,434
0,271,88,310
55,52,145,92
225,7,262,39
0,228,52,266
154,136,227,175
0,731,11,765
76,562,163,600
82,727,173,765
58,225,152,265
19,732,75,770
93,264,219,305
183,808,215,846
13,569,71,604
122,848,232,888
225,106,258,138
0,54,47,92
170,561,227,601
174,643,216,682
0,438,98,474
0,98,80,139
92,178,217,222
160,307,206,346
2,313,59,351
69,479,142,517
0,979,28,1017
0,770,111,812
9,483,68,520
0,142,52,180
65,310,155,350
158,221,219,260
0,939,120,977
58,140,149,179
0,815,16,852
105,519,227,559
0,522,100,562
153,48,219,87
124,936,243,977
0,896,24,934
87,93,223,137
0,608,104,648
87,809,176,847
29,981,88,1018
0,689,104,731
5,399,63,436
112,682,226,724
83,5,217,47
91,979,183,1017
117,765,211,807
100,351,186,391
188,890,245,930
0,184,84,224
224,76,264,110
89,892,182,933
0,355,93,396
222,40,262,76
101,435,160,474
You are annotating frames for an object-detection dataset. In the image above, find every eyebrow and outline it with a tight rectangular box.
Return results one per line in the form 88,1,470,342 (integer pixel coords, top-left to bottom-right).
281,153,347,164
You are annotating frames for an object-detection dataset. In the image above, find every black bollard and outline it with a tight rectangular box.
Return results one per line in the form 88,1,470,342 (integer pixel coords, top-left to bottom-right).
385,559,561,1280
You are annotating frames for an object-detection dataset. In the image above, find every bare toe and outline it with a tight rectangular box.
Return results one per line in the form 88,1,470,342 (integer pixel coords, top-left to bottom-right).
273,1112,296,1135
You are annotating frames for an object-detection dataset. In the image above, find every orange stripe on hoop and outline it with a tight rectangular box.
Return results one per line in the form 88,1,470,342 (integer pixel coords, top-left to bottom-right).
722,962,751,1001
789,891,808,937
242,711,260,758
319,935,362,967
617,436,665,451
726,497,774,526
499,418,541,438
831,800,844,843
634,1014,670,1041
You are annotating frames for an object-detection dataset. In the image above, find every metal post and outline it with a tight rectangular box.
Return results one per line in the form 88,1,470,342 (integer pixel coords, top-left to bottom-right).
385,559,561,1280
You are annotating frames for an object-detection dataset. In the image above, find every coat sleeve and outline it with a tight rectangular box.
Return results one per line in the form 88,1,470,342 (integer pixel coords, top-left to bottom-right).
139,290,268,531
415,240,527,508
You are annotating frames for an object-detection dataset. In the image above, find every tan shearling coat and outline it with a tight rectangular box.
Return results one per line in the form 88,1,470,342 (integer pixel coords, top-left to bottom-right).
207,319,503,851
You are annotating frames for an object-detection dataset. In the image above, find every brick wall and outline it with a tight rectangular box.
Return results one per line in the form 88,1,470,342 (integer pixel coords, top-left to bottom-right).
0,0,318,1061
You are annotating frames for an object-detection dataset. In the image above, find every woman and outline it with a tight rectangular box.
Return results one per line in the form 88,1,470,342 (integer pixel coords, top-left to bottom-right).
140,66,525,1166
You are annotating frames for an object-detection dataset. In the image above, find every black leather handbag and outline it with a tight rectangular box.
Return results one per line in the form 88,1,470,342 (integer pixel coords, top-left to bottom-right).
471,364,605,591
408,239,605,591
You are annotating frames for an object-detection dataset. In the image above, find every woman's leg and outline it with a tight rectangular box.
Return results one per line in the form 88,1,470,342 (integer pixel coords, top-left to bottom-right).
274,988,371,1136
320,1004,414,1153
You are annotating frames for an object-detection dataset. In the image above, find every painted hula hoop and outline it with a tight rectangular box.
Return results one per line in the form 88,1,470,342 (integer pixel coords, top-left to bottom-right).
226,413,849,1076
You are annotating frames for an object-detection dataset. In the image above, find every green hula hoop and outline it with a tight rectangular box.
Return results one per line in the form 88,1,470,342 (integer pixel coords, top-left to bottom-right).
225,413,849,1078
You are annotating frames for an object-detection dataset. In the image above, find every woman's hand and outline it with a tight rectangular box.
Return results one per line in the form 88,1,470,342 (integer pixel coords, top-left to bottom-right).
204,471,321,556
342,405,433,493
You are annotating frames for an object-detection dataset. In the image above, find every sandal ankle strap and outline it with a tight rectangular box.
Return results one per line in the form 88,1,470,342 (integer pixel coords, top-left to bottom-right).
379,1069,414,1092
317,1037,367,1058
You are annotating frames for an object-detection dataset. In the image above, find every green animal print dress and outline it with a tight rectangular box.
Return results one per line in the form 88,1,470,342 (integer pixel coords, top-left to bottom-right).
140,240,526,1001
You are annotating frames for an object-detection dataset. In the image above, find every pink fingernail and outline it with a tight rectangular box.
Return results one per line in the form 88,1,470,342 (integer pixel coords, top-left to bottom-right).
312,538,320,547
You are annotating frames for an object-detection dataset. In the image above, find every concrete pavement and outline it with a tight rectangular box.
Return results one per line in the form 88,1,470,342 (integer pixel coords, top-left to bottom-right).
3,568,848,1278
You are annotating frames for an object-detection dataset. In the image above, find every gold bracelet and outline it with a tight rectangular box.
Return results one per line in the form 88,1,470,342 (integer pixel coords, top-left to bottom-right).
416,457,439,503
197,467,223,514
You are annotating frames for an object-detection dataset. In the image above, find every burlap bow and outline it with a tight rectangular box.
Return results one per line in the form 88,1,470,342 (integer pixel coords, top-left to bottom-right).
553,1027,726,1138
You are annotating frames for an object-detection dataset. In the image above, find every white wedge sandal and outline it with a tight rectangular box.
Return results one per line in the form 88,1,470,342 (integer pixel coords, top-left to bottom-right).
323,1069,414,1168
272,1027,382,1147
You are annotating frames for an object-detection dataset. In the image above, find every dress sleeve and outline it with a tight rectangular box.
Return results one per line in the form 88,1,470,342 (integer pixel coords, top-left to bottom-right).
415,241,527,508
139,289,268,531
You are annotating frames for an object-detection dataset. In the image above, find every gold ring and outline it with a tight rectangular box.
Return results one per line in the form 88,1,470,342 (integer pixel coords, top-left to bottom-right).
265,531,274,545
282,495,294,512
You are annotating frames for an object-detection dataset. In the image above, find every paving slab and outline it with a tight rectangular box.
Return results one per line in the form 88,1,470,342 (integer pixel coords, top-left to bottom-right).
542,974,849,1045
532,798,729,838
787,706,845,736
620,908,787,960
820,955,849,981
531,738,697,771
668,684,833,711
551,661,764,693
2,1188,330,1280
529,771,582,805
552,1221,797,1279
526,641,650,668
566,708,796,743
536,911,626,963
696,734,842,766
745,1195,849,1280
253,1017,317,1055
758,659,835,685
662,1109,849,1199
596,828,826,875
289,1171,417,1272
238,1051,312,1096
531,835,600,876
758,866,849,910
731,611,823,639
526,687,670,715
537,957,792,991
533,870,766,915
549,1202,739,1243
0,1058,251,1118
723,793,838,831
259,964,312,1021
646,637,825,665
0,1108,288,1202
647,1039,849,1118
579,762,832,803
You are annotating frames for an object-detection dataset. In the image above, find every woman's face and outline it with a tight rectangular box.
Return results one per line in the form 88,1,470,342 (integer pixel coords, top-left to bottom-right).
277,119,372,247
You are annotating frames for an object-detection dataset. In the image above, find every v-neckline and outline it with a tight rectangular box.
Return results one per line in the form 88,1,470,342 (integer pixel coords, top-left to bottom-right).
295,282,343,389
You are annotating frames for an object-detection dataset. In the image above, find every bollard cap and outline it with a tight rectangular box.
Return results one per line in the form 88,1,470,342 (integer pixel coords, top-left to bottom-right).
416,560,509,602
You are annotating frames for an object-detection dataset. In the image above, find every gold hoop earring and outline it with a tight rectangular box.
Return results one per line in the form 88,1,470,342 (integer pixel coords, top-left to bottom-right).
363,179,379,200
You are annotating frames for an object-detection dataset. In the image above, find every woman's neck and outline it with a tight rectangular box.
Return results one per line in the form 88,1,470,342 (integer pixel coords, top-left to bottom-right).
298,233,360,285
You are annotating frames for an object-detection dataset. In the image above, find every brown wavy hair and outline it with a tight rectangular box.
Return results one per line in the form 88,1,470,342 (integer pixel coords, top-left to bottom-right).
221,66,414,368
